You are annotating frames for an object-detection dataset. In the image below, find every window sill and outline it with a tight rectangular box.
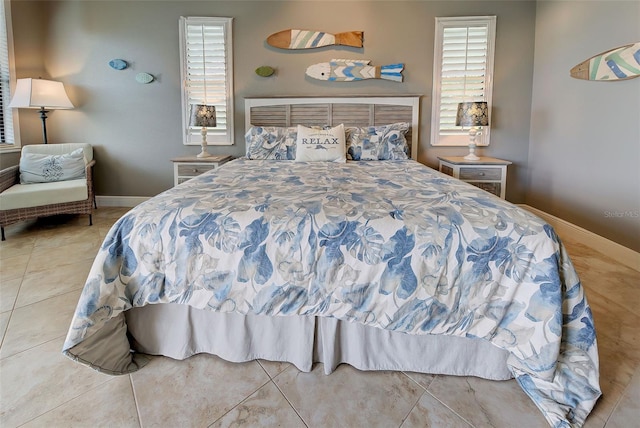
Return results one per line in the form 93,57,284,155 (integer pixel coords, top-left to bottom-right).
0,145,21,154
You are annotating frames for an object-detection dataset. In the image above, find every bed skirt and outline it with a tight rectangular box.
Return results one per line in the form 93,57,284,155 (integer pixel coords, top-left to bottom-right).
124,304,513,380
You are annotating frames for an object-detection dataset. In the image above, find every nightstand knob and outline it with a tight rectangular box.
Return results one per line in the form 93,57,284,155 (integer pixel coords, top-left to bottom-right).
193,169,198,173
479,172,485,176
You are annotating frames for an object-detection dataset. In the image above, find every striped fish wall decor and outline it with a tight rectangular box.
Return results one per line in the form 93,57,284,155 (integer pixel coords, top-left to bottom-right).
306,59,404,82
570,42,640,81
267,29,363,49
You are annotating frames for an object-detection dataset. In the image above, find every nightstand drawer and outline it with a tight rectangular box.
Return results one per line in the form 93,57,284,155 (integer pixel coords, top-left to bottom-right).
171,155,233,187
459,167,502,180
177,163,216,177
441,165,454,176
437,156,511,200
470,181,501,196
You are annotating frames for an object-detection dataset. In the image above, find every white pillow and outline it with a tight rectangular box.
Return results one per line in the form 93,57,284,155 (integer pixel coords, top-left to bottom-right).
20,148,86,184
295,124,346,163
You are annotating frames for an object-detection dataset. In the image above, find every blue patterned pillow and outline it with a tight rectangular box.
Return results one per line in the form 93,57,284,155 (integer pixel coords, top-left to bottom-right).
346,122,410,160
245,126,297,160
20,148,86,184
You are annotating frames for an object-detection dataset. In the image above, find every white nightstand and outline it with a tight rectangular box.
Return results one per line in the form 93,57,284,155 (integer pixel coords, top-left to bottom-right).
438,156,512,199
171,155,232,186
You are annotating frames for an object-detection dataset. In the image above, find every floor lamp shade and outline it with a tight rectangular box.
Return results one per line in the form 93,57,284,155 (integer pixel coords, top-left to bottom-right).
189,104,217,158
455,102,490,161
9,78,74,144
9,78,74,110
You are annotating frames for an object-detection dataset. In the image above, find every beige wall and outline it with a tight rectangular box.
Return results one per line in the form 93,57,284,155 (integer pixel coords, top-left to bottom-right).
528,0,640,251
7,0,637,251
0,0,45,169
22,0,639,253
9,0,536,200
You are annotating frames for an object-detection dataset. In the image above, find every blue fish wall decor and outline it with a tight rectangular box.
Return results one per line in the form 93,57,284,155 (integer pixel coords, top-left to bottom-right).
306,59,404,82
108,59,128,70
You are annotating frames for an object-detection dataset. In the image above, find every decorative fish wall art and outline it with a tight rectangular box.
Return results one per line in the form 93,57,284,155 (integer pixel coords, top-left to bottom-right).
255,66,276,77
306,59,404,82
570,42,640,81
108,59,128,70
135,72,154,84
267,29,363,49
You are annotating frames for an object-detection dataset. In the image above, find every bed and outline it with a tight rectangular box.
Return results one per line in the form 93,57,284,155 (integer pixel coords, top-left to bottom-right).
63,96,600,427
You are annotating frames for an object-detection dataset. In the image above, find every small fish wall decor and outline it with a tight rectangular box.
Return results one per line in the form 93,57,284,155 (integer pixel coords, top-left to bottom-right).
135,72,154,84
306,59,404,82
108,59,128,70
267,29,363,49
255,66,275,77
570,42,640,81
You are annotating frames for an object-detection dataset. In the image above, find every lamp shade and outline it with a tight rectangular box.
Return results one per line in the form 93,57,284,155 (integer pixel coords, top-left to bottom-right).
455,102,489,128
9,78,74,110
189,104,217,127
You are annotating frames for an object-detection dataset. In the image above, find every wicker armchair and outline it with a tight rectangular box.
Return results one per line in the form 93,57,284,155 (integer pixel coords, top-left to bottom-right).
0,144,96,240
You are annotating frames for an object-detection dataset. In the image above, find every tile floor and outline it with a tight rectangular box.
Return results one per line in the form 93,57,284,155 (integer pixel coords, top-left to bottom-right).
0,207,638,427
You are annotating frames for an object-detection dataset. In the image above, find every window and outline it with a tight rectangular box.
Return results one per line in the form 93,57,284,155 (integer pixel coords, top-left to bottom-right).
179,17,234,146
0,0,19,148
430,16,496,146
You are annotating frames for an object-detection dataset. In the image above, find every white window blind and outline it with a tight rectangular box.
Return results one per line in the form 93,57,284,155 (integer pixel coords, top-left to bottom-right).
179,17,234,146
0,0,17,146
430,16,496,146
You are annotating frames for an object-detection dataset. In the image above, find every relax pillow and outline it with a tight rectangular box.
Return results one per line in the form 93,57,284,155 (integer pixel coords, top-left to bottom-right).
346,122,410,160
295,124,346,163
20,148,86,184
245,126,297,160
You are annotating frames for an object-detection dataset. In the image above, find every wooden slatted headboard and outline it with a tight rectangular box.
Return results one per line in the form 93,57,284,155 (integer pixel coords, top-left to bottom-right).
245,96,420,160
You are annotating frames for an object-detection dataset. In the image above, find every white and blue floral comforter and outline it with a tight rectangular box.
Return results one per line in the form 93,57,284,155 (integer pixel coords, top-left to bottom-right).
64,159,600,427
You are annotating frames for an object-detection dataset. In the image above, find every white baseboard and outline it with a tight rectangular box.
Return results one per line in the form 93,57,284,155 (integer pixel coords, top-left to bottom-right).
519,204,639,272
95,195,150,208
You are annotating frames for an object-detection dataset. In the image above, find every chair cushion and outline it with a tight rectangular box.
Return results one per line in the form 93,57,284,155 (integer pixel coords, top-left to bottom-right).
0,179,88,210
20,148,86,184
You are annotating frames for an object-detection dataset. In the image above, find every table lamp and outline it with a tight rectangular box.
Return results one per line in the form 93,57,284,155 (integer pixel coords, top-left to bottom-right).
455,101,489,161
9,78,74,144
189,104,217,158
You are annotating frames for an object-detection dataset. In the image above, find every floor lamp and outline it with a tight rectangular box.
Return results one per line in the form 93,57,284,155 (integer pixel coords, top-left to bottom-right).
9,78,74,144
